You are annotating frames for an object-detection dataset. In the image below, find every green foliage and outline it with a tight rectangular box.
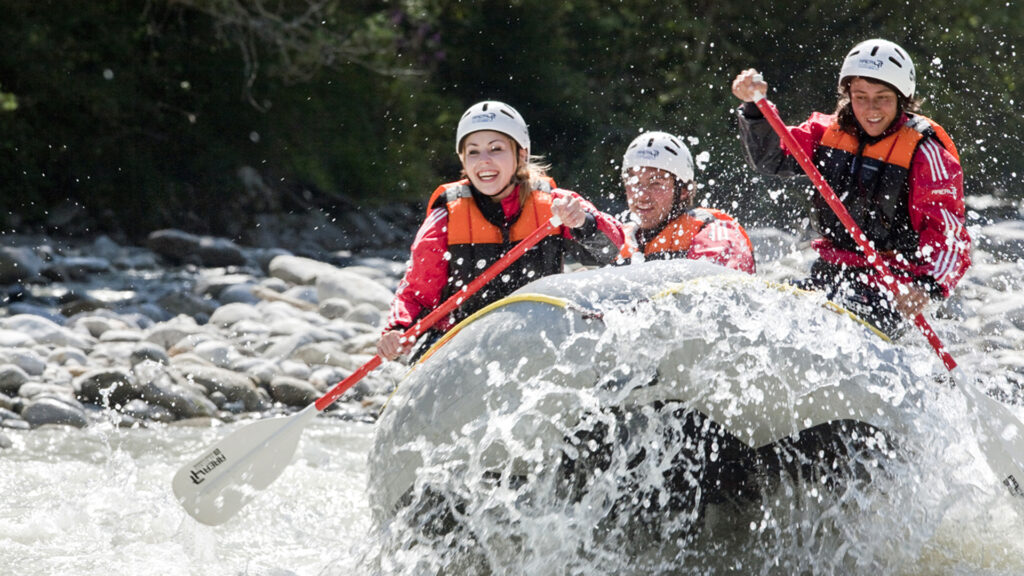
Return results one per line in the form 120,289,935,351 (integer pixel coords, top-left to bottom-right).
1,0,1021,238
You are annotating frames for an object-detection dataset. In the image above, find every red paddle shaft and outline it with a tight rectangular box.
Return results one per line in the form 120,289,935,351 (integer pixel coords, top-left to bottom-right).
752,94,957,371
313,216,562,410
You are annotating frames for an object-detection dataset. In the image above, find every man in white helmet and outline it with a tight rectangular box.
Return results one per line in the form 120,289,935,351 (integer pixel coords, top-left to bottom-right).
617,130,755,273
378,100,625,361
731,39,970,338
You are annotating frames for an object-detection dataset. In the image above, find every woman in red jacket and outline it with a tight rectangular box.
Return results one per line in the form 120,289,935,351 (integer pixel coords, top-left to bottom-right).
377,100,625,360
617,131,756,274
731,39,970,338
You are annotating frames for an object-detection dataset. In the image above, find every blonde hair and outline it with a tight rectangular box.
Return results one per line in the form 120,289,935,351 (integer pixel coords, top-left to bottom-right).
460,135,550,208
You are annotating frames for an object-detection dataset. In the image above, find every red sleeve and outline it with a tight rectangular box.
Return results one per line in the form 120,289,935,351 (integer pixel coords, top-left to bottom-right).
383,207,450,332
552,188,626,248
786,110,834,158
758,100,833,160
686,219,757,274
905,138,971,297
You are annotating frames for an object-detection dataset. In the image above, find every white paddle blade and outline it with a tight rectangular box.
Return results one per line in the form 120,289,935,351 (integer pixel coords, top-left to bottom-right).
172,405,320,526
953,368,1024,497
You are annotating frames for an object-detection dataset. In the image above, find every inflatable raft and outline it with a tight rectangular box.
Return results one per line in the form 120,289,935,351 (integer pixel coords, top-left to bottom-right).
368,259,931,530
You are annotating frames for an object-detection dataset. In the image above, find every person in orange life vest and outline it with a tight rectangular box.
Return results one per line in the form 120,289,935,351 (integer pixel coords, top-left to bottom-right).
377,100,626,360
616,131,756,274
731,39,970,338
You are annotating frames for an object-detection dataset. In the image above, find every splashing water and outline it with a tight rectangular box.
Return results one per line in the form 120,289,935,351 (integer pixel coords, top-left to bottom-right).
0,420,375,575
362,260,1024,576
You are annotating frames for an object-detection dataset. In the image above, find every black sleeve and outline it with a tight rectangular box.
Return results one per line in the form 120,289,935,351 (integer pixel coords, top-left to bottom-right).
564,213,619,266
736,104,804,178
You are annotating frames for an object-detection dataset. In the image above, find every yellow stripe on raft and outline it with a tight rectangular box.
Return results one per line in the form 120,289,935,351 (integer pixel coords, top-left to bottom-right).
650,274,891,342
417,293,572,364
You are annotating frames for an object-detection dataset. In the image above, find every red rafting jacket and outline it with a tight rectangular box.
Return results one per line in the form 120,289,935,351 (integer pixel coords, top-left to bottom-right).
739,101,970,299
384,182,625,333
618,208,756,274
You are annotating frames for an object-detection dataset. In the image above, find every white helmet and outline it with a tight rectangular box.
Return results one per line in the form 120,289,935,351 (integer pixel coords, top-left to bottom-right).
455,100,530,154
838,39,915,98
621,131,694,183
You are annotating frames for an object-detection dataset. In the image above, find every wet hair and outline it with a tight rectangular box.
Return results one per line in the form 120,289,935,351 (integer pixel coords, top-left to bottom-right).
459,135,550,207
834,76,922,134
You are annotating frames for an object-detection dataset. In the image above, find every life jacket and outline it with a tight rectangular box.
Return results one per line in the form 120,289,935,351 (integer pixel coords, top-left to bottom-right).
812,114,958,254
619,208,751,261
432,178,565,324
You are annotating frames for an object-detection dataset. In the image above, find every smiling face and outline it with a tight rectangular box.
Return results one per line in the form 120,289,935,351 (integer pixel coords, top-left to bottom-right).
460,130,525,199
849,77,900,137
623,166,679,230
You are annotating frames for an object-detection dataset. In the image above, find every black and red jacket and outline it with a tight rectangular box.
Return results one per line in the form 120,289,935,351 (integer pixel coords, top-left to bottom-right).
737,101,970,299
384,178,625,332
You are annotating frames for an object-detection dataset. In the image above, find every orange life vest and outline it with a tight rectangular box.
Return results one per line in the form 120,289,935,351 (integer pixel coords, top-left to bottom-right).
432,178,565,324
619,208,752,260
813,114,958,254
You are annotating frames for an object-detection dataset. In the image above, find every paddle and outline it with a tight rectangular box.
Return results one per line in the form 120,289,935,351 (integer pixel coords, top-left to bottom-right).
750,82,1024,498
173,215,564,525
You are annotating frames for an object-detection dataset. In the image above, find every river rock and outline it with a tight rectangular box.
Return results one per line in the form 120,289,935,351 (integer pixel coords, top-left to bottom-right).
318,298,353,320
58,294,108,316
0,314,95,349
0,365,30,396
46,255,113,281
263,327,341,360
71,315,134,338
47,347,89,367
195,273,259,300
316,269,393,310
21,397,89,428
342,332,379,355
144,316,207,349
279,360,312,381
134,361,216,419
309,366,350,392
193,340,245,369
346,302,383,326
218,284,261,305
5,303,66,324
0,349,47,376
268,375,319,407
148,229,248,267
122,398,175,423
0,329,35,348
99,329,143,343
173,364,265,412
130,342,171,366
0,246,46,284
268,255,339,285
158,291,218,321
74,368,138,408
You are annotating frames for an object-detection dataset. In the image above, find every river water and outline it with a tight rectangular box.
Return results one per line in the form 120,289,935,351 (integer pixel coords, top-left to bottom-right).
3,376,1024,575
1,419,375,575
4,214,1024,574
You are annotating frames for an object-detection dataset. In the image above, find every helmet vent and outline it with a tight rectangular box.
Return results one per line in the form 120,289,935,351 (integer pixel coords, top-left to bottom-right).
500,109,515,119
663,146,679,156
481,103,490,111
870,46,880,56
646,138,655,147
888,56,903,68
